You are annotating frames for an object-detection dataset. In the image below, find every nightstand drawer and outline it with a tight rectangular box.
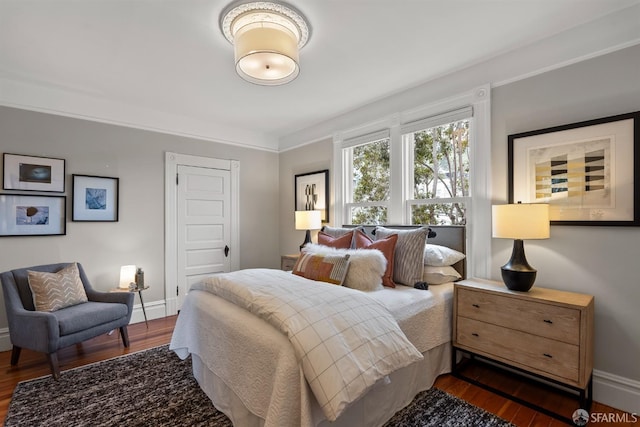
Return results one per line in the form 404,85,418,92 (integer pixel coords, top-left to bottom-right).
457,287,580,344
281,254,299,271
457,316,580,383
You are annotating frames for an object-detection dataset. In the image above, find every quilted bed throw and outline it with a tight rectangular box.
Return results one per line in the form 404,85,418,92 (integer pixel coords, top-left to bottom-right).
195,268,423,421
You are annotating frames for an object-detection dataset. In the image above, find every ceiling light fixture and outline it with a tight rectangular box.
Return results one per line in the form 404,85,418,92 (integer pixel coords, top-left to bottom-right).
220,1,310,86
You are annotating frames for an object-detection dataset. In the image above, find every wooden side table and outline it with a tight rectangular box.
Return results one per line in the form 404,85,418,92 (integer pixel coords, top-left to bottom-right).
280,254,299,271
452,278,594,423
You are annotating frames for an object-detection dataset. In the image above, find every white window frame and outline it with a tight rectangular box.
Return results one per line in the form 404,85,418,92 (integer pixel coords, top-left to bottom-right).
333,85,491,279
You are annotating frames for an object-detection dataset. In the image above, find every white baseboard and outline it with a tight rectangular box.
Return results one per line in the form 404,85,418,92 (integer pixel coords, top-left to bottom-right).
0,299,168,352
129,299,166,326
0,327,10,352
594,369,640,414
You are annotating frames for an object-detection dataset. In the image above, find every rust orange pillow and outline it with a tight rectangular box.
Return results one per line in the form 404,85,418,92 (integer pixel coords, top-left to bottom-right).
355,231,398,288
292,252,351,285
317,231,354,249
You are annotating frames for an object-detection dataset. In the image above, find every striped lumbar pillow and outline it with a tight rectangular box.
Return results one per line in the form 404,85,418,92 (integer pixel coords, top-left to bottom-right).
28,263,88,312
292,252,351,285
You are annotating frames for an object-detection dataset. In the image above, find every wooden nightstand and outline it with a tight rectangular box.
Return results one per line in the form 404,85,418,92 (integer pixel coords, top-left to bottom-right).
452,278,594,422
280,254,299,271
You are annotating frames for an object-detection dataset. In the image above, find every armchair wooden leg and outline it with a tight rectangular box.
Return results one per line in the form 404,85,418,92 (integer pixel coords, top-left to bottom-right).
119,326,130,347
10,346,21,366
47,352,60,380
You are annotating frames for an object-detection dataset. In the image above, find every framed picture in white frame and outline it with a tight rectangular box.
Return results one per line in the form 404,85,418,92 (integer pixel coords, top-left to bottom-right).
72,174,119,222
0,194,66,236
3,153,65,193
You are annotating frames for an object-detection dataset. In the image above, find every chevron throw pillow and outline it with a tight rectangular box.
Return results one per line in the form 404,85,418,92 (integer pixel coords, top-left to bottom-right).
27,264,88,312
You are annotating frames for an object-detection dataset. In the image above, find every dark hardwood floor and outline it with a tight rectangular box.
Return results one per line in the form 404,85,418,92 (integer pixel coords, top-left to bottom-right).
1,315,636,426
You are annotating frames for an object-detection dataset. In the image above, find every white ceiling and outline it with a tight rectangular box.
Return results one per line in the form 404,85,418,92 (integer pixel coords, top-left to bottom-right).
1,0,640,151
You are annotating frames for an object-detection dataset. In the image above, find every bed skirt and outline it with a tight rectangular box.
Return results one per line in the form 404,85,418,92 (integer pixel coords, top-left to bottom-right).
191,342,451,427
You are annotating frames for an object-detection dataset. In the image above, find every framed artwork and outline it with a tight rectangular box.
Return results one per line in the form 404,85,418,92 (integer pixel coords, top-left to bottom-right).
295,169,329,222
0,194,66,236
72,174,119,222
508,111,639,226
3,153,66,192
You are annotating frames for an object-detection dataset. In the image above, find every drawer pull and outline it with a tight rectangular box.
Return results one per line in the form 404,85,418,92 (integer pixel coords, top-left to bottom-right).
472,304,480,308
543,319,553,324
472,333,479,337
543,353,553,358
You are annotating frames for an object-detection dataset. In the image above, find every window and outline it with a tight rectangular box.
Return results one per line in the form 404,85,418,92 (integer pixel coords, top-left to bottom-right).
341,108,472,226
334,85,491,279
406,118,470,225
342,130,390,225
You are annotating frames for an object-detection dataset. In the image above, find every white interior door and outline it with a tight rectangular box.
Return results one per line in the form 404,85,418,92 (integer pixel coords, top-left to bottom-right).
176,165,231,309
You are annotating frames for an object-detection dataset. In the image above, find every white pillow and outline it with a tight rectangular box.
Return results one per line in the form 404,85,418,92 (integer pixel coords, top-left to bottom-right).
423,244,465,266
304,243,386,291
422,265,462,285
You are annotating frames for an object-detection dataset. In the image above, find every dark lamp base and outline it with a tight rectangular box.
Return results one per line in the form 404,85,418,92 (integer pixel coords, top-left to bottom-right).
501,239,537,292
300,229,312,251
501,268,537,292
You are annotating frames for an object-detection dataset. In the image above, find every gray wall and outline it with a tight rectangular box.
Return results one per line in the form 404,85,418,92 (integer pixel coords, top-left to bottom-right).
278,44,640,410
0,106,280,332
279,139,333,255
491,45,640,384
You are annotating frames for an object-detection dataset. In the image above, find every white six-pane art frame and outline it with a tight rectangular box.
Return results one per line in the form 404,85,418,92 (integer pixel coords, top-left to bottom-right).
0,194,66,236
72,174,119,222
508,111,639,226
3,153,66,193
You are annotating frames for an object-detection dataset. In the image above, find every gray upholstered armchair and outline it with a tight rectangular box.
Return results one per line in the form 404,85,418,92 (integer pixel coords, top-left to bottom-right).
1,262,134,379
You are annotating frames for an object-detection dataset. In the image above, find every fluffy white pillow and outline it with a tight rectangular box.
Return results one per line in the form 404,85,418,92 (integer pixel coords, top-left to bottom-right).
423,244,466,267
422,265,462,285
304,243,386,291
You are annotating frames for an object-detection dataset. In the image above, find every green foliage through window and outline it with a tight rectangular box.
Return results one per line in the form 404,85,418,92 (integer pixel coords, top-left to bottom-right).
412,120,469,225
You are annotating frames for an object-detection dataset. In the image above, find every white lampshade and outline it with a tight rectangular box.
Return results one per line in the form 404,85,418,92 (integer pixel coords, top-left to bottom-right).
492,203,550,240
220,1,310,86
295,210,321,230
119,265,137,289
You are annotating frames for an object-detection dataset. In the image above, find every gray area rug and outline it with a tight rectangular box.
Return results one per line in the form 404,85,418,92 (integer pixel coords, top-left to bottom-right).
6,345,513,426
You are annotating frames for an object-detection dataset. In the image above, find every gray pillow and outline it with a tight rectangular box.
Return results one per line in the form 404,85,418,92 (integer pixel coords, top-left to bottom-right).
375,227,429,286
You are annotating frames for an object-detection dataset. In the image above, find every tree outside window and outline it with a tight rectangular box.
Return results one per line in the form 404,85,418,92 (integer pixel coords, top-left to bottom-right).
411,119,470,225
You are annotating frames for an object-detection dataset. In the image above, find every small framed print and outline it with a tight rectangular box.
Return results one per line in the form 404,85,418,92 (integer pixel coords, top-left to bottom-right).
72,174,119,222
3,153,66,193
295,169,329,222
0,194,66,237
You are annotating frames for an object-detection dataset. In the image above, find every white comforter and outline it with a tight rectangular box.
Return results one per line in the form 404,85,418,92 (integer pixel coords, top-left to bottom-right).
189,269,423,421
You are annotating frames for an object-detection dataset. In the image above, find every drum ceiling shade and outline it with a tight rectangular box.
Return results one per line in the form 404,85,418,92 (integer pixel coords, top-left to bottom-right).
220,2,310,86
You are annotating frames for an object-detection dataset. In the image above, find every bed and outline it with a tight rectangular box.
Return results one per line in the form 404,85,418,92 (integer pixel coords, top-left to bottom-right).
170,225,466,427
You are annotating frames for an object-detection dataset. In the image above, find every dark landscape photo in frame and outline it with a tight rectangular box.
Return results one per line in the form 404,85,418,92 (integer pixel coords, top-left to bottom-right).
16,205,49,225
19,163,52,184
3,153,65,192
86,188,107,210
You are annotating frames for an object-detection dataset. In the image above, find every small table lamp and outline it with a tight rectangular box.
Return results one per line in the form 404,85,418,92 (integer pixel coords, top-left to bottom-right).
119,265,137,289
295,210,322,251
492,203,550,292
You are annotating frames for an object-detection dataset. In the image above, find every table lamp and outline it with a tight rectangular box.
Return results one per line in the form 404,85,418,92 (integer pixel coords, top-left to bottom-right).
492,203,550,292
119,265,137,289
295,210,322,251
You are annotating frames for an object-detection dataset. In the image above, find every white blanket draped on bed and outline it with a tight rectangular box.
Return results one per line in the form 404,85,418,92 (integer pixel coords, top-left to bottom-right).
190,268,423,421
